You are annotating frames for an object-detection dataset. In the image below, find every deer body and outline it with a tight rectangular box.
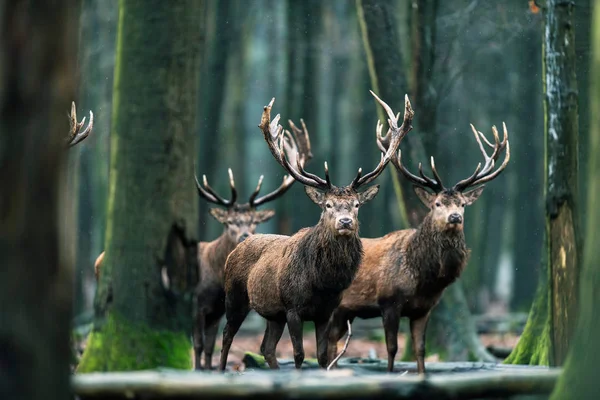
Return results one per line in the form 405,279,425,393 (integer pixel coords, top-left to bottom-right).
328,121,510,375
218,94,413,371
193,121,312,370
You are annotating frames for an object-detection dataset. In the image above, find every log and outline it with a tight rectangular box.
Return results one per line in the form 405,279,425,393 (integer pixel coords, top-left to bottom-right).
73,365,560,399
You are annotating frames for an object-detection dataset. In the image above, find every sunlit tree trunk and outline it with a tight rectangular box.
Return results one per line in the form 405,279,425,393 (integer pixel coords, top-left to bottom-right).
77,0,203,372
505,0,580,367
357,0,494,363
550,4,600,396
0,0,79,398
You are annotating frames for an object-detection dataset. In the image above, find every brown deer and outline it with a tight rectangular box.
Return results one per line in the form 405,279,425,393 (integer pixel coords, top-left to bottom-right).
193,121,312,370
218,93,414,371
326,122,510,374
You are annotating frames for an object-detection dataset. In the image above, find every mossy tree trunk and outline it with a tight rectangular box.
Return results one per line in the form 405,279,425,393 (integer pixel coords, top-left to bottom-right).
77,0,203,372
550,4,600,396
356,0,494,363
0,0,79,398
505,0,581,367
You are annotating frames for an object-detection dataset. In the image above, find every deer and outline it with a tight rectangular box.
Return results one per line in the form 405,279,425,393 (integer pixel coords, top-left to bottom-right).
326,120,510,375
218,92,414,371
192,120,312,370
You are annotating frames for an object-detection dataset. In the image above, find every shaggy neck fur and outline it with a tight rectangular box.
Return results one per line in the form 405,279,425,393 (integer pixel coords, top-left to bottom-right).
203,230,237,274
406,214,469,293
290,220,363,293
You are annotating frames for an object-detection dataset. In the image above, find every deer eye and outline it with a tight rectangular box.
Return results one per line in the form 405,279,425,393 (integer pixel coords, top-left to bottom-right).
326,203,333,209
435,202,441,207
462,203,466,207
354,201,359,208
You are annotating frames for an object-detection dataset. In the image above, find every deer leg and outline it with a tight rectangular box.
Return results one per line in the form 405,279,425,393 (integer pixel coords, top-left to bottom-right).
314,319,331,368
286,310,305,369
203,320,219,370
325,310,349,368
261,319,286,369
219,304,249,371
381,306,401,372
193,309,205,370
410,312,431,375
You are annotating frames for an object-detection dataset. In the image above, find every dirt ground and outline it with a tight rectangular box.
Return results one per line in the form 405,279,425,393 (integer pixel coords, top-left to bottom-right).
199,331,520,369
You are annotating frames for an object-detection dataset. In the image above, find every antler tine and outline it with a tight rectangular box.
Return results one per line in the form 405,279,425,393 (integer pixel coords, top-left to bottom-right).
259,98,329,190
352,93,414,189
194,173,233,207
248,175,264,205
453,122,510,191
394,150,431,187
66,101,94,147
288,119,314,161
227,168,238,205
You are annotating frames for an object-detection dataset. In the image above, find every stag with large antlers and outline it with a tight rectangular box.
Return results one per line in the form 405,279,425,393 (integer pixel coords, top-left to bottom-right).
218,92,414,371
192,121,312,370
327,121,510,374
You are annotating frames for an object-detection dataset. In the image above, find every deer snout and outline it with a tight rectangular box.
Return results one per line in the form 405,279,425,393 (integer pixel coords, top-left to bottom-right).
336,217,354,231
238,232,251,243
448,213,462,224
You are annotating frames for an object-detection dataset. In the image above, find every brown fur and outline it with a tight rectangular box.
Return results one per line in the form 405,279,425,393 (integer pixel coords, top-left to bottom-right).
94,251,104,281
327,186,483,374
219,185,380,370
193,205,275,370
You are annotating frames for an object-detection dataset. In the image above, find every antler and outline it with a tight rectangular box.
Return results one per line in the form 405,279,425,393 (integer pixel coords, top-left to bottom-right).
259,98,331,190
250,118,313,207
66,101,93,147
194,168,238,207
452,122,510,191
358,91,415,189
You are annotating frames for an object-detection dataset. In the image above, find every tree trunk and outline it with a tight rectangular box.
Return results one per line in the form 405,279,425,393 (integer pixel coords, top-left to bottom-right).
550,3,600,396
77,0,203,372
75,0,119,317
0,0,79,398
197,0,233,240
356,0,494,363
505,0,581,367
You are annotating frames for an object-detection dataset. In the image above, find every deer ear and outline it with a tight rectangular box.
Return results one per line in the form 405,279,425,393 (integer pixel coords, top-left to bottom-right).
413,186,435,207
304,186,325,205
209,208,229,224
358,185,380,204
253,209,275,223
463,185,485,205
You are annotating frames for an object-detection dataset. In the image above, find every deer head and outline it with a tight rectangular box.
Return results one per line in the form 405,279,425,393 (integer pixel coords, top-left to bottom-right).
380,122,510,232
195,119,312,243
260,92,414,237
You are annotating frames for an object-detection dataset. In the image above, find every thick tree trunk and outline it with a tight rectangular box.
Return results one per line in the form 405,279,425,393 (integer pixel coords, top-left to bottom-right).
506,0,580,367
550,4,600,396
356,0,494,363
77,0,203,372
0,0,79,398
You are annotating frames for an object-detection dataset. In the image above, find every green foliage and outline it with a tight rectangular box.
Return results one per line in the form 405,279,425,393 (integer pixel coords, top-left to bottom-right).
77,313,192,372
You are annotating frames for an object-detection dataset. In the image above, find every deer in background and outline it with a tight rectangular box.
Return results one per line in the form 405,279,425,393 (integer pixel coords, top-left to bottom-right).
193,120,312,370
327,121,510,374
219,93,414,371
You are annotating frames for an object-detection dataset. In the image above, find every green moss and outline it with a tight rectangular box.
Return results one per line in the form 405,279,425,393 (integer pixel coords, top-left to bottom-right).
77,313,192,372
503,281,551,366
242,352,267,369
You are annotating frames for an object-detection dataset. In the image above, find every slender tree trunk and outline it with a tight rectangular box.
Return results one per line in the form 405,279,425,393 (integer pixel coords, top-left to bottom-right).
197,0,233,240
506,0,580,367
77,0,203,372
0,0,79,398
357,0,494,363
550,3,600,396
75,0,118,317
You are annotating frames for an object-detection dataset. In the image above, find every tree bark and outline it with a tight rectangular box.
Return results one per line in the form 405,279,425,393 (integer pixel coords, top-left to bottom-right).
0,0,79,398
550,3,600,396
506,0,581,367
356,0,494,363
77,0,203,372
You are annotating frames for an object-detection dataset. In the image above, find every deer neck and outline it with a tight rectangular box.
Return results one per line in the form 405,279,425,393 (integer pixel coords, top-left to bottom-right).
203,230,238,273
290,222,363,292
406,214,469,291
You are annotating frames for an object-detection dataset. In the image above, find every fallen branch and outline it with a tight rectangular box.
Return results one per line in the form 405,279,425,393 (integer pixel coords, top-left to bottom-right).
327,320,352,371
72,367,561,399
